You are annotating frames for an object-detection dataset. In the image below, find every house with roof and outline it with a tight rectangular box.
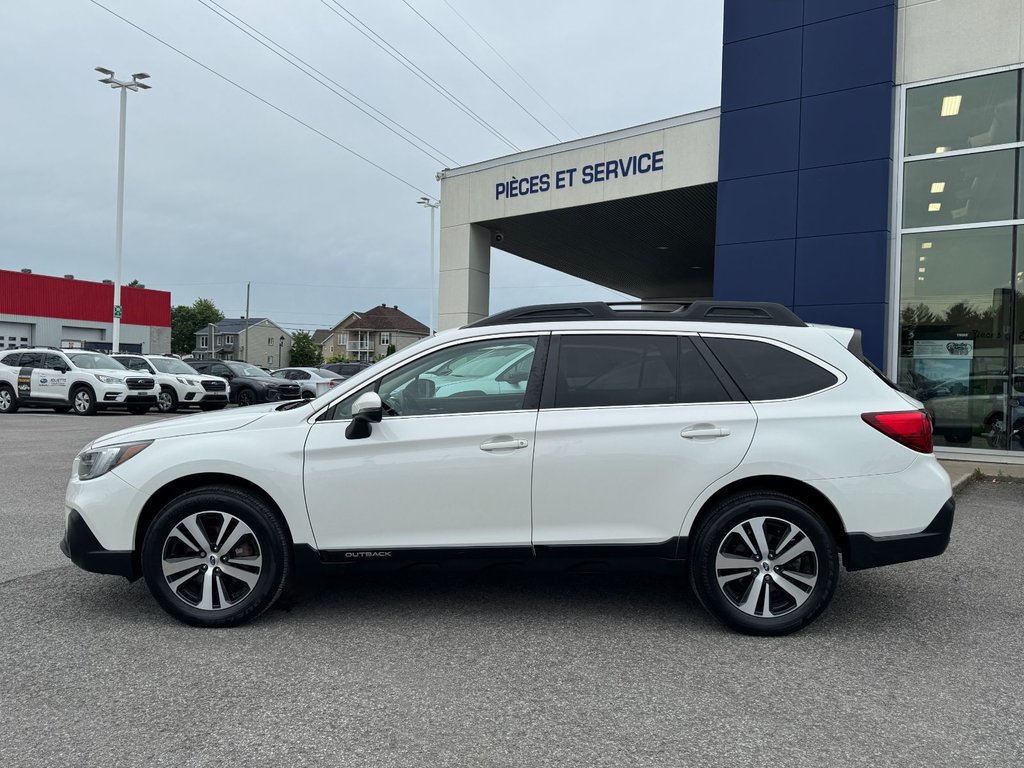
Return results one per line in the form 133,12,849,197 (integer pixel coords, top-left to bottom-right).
191,317,293,368
320,304,430,363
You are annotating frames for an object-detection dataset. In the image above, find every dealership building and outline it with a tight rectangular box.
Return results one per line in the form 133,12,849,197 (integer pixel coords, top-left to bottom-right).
0,269,171,354
438,0,1024,459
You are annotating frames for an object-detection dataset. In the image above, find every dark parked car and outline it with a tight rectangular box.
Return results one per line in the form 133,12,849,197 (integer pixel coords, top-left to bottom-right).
322,361,372,379
187,360,302,406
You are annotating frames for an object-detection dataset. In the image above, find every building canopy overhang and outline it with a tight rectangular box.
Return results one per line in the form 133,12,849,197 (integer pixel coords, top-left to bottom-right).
438,109,721,325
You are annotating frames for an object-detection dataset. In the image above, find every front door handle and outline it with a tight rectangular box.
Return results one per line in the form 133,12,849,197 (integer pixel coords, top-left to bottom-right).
680,425,730,439
480,438,529,452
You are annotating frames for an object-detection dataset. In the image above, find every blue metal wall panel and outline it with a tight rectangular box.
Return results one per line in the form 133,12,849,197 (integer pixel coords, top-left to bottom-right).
715,240,796,305
719,101,801,180
724,0,803,43
804,0,894,25
714,0,896,366
716,173,799,245
797,160,891,237
802,7,896,96
720,28,803,111
794,232,889,306
799,83,893,168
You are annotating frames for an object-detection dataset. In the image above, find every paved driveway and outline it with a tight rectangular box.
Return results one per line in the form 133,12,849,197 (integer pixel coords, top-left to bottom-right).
1,412,1022,767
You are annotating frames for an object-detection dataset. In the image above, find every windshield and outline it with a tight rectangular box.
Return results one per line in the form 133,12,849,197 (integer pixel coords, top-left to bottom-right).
228,362,267,377
151,358,199,375
67,353,125,370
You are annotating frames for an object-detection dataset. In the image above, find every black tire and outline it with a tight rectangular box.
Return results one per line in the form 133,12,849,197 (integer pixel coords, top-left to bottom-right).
71,386,97,416
689,491,839,636
52,405,71,414
0,384,18,414
127,405,150,415
141,485,290,628
236,388,256,407
199,402,227,411
157,386,179,414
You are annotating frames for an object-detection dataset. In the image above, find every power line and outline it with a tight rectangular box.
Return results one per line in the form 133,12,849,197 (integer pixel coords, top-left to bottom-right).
319,0,520,154
86,0,433,196
397,0,562,143
194,0,457,167
439,0,579,137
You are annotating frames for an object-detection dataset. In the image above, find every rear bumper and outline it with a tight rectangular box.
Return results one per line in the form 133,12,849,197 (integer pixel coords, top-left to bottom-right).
60,508,137,579
846,497,954,571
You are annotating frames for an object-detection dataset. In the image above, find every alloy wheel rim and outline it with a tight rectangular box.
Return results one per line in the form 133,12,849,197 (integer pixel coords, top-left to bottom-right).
161,511,263,611
0,390,10,410
714,515,818,618
157,391,172,411
74,391,91,412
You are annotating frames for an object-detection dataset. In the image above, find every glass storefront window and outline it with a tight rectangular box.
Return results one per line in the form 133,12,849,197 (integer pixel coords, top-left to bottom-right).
905,70,1019,157
903,149,1016,228
898,228,1015,450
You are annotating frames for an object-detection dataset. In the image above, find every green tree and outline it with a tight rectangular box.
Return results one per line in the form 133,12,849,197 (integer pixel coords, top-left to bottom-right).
171,297,225,355
289,330,323,367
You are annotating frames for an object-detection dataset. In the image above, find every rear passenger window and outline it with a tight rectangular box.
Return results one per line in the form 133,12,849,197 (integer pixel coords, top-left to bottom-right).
18,352,42,369
1,353,20,366
705,337,838,400
553,335,728,408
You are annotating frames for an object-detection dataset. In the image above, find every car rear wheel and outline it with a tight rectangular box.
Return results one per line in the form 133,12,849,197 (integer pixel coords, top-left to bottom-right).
157,387,179,413
689,491,839,636
0,385,18,414
141,486,290,628
71,386,97,416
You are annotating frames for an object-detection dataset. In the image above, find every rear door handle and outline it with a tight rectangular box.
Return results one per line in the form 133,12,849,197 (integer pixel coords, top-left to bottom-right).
680,426,730,439
480,438,529,452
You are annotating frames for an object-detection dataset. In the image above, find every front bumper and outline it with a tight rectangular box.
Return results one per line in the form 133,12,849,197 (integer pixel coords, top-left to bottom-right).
60,508,137,579
846,497,955,571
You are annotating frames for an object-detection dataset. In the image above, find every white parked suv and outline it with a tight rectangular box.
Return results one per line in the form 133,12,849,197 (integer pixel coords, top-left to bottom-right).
60,302,954,635
0,348,159,415
113,354,230,414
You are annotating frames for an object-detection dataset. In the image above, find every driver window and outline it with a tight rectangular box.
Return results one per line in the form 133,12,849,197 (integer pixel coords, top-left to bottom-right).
42,354,65,370
326,338,539,420
377,337,538,417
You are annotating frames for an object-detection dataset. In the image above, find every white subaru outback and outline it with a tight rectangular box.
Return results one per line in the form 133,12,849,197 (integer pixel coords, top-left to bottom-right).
60,302,954,635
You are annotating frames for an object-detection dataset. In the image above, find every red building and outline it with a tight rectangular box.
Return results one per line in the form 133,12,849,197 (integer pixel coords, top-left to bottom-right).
0,269,171,353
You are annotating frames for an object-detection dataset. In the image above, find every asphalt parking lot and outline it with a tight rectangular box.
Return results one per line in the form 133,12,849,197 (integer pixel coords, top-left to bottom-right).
1,411,1022,767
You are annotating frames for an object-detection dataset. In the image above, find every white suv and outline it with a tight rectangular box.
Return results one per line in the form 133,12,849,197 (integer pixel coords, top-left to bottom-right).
112,354,230,414
60,302,954,635
0,348,159,415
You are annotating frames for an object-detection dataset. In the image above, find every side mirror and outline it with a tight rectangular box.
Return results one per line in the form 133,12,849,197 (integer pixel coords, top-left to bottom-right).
55,365,69,374
346,391,383,440
500,369,529,385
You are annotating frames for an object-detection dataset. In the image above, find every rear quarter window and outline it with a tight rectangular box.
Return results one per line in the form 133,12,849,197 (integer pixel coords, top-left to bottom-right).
704,337,838,401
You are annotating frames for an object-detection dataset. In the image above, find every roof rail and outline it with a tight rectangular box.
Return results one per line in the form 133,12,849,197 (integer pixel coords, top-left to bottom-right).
467,301,806,328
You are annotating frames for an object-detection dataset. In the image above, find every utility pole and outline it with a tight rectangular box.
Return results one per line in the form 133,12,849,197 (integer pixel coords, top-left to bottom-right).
94,67,151,353
244,281,251,364
417,197,440,335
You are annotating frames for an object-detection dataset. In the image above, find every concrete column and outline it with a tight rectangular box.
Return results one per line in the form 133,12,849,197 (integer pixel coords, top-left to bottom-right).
439,223,491,329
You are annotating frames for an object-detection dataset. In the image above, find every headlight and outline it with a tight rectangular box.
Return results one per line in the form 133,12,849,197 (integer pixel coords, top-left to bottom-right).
77,441,152,481
175,377,200,386
95,374,124,385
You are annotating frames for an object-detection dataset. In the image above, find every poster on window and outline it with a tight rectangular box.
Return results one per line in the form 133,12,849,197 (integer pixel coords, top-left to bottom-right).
912,338,975,359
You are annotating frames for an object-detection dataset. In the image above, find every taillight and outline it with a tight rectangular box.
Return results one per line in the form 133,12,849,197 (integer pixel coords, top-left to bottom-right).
861,410,933,453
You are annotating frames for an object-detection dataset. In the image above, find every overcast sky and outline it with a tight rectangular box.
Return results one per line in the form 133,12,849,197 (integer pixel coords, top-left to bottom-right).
0,0,723,332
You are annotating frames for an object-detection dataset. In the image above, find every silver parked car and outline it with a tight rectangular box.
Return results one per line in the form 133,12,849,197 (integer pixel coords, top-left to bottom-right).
270,367,344,398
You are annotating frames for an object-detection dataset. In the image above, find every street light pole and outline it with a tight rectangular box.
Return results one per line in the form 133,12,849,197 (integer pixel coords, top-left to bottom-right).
417,197,440,335
95,67,151,353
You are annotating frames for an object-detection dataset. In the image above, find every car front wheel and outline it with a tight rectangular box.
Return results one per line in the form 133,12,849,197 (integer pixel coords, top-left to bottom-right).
0,385,18,414
689,491,839,636
141,486,290,628
236,389,256,407
71,386,97,416
157,387,179,413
